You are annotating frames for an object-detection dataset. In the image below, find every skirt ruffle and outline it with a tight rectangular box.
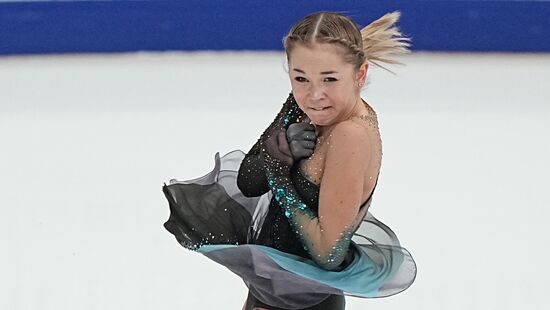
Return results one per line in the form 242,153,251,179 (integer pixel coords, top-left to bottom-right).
162,150,416,309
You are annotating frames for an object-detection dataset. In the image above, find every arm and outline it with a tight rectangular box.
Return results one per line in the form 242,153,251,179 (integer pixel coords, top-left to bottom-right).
237,93,303,197
237,142,270,197
262,121,370,270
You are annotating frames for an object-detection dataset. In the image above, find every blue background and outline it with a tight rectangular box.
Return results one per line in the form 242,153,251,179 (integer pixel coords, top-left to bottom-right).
1,0,549,55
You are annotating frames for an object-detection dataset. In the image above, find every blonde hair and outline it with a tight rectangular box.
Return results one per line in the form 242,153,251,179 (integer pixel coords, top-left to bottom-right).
283,11,411,73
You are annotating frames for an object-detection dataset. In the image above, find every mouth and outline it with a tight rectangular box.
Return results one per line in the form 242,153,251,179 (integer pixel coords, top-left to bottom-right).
310,106,331,111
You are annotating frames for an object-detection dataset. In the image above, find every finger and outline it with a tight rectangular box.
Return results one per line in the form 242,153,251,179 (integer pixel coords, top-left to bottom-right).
289,122,314,131
294,148,314,159
300,140,316,150
288,124,315,139
291,140,314,158
277,131,293,158
298,129,317,141
289,140,301,154
287,123,313,139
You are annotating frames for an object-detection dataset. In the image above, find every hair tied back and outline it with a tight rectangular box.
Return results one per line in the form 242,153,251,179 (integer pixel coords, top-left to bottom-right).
360,11,411,73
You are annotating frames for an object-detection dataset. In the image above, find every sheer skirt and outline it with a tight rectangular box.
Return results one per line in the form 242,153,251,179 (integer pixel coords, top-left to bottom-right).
162,150,416,309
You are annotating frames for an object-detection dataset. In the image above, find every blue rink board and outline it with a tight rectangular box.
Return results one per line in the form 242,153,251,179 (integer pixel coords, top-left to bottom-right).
1,0,549,55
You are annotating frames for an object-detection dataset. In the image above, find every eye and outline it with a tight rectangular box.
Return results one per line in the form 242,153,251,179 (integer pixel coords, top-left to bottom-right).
324,77,338,82
294,76,308,83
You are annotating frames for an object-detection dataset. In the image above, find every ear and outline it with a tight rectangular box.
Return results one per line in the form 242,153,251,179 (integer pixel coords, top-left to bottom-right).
356,62,368,85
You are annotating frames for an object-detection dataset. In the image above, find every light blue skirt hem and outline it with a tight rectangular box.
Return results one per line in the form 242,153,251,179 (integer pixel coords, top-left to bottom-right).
197,243,383,297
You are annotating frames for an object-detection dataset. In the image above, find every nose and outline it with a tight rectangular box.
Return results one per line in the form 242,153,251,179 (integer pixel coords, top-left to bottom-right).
309,82,325,100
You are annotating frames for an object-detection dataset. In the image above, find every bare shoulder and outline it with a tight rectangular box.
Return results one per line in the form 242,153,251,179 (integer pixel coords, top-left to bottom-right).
326,119,371,150
322,119,371,184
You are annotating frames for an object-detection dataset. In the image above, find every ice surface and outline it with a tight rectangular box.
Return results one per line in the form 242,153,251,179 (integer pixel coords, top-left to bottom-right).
0,51,549,309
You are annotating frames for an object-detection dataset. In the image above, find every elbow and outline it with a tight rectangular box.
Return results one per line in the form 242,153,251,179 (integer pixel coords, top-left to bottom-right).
236,160,269,197
236,163,251,196
237,179,258,197
236,173,253,197
237,169,262,198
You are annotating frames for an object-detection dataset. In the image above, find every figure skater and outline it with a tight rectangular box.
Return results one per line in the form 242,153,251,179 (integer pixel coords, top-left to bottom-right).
162,11,416,310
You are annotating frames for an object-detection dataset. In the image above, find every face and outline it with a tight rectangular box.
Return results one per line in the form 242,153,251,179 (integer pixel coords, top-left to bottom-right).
288,43,366,127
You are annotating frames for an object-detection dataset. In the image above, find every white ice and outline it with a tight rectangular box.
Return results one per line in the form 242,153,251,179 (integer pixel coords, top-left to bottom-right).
0,51,549,309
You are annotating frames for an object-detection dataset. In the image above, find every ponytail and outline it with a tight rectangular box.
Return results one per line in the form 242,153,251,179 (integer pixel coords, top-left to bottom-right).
360,11,411,72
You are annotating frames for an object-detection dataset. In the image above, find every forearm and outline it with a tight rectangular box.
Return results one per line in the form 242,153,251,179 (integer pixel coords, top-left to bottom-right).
262,151,354,271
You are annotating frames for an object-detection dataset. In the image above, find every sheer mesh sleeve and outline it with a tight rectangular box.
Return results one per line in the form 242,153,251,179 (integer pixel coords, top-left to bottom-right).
237,93,305,197
236,153,270,197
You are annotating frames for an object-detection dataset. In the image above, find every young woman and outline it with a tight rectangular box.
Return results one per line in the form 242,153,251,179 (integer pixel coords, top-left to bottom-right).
163,11,416,310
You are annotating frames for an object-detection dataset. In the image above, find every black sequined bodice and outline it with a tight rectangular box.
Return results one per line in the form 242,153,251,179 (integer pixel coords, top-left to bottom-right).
253,164,320,259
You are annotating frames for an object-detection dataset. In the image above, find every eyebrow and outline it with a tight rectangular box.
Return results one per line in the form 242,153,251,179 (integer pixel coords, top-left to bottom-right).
292,68,338,75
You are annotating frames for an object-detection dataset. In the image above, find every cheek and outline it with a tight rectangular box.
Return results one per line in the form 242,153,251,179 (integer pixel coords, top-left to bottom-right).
290,84,306,102
323,89,342,102
291,95,308,114
290,81,304,94
294,98,307,112
331,85,353,101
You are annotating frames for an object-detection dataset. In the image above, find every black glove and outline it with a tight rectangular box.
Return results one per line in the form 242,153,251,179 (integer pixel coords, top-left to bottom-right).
286,117,317,162
264,129,294,166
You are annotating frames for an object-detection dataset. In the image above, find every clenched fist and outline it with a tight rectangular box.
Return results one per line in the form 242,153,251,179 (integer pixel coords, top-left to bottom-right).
286,117,317,161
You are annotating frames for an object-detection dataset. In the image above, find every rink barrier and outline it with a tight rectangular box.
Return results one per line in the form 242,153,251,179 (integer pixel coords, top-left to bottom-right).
1,0,549,55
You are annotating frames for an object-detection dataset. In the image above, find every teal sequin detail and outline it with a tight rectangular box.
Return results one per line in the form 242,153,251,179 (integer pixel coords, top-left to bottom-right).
268,176,316,220
283,99,299,127
284,116,290,126
284,209,291,218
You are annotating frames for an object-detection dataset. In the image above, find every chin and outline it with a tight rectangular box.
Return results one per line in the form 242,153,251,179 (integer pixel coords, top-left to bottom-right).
309,118,330,127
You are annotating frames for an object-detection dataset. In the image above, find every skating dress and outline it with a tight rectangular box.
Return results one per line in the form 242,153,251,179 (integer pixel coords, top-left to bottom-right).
162,92,416,309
